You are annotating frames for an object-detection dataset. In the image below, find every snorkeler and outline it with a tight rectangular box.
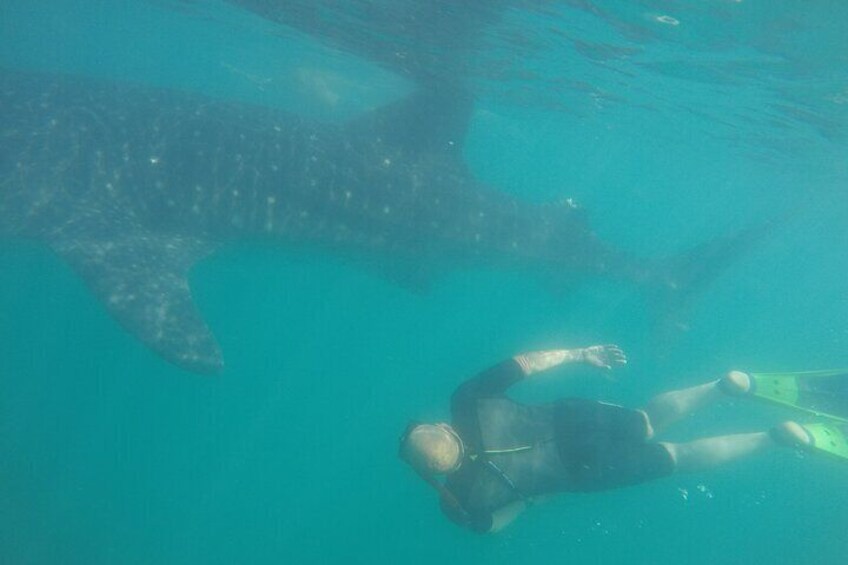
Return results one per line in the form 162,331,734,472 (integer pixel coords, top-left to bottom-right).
399,346,844,533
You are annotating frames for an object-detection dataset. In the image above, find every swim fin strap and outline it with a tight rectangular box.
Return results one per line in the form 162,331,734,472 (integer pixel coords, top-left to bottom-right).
749,370,848,424
802,421,848,461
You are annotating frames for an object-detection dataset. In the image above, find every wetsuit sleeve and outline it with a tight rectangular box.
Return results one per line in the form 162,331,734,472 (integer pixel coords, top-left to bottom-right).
440,496,493,534
451,360,524,407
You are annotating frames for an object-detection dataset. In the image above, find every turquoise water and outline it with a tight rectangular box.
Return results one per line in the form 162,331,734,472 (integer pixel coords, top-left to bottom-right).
1,1,847,563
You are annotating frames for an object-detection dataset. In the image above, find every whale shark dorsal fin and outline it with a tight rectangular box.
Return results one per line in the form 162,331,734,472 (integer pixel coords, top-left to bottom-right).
352,82,474,155
49,231,223,373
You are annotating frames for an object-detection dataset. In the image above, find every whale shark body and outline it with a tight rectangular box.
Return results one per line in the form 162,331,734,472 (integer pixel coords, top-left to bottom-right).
1,68,738,373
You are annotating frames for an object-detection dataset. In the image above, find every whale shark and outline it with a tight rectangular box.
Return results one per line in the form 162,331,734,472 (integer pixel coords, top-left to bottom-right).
0,67,759,373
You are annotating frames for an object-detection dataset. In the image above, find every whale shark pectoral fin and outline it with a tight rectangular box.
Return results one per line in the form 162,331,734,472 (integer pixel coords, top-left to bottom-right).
49,233,223,374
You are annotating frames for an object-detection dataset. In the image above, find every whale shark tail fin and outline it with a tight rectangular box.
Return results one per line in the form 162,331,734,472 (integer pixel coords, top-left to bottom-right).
644,211,793,337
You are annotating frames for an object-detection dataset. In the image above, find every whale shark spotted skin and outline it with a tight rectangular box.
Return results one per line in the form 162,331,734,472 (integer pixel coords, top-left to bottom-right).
1,68,651,373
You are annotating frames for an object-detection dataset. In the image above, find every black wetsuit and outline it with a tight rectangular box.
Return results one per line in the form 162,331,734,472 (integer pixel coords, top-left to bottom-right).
443,360,674,533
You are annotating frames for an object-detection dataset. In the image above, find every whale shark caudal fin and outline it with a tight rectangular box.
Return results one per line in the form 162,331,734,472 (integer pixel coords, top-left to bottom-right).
644,213,790,336
48,229,222,373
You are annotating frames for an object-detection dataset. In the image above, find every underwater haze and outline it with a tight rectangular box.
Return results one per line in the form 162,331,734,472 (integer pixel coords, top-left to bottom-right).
1,1,847,564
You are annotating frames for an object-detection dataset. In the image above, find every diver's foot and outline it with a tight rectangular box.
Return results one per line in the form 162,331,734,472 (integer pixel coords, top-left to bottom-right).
770,421,813,448
719,370,752,396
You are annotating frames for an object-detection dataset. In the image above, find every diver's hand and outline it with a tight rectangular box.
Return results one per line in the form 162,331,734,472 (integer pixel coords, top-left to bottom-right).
582,345,627,370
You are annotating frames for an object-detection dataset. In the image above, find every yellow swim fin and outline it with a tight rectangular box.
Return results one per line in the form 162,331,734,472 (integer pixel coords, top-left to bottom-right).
749,370,848,424
801,421,848,461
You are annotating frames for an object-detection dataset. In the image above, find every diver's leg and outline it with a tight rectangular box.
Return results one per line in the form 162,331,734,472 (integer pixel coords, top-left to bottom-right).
661,433,771,473
642,381,723,435
661,422,810,474
642,371,751,435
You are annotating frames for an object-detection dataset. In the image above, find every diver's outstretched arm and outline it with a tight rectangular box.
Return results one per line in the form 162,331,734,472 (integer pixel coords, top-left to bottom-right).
513,344,627,377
